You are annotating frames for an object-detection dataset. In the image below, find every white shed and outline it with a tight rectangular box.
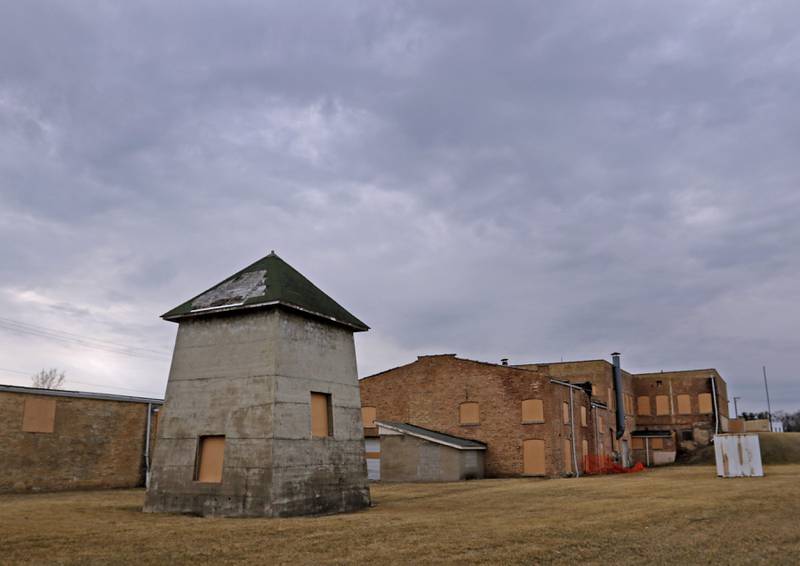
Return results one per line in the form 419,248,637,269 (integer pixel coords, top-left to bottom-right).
714,433,763,478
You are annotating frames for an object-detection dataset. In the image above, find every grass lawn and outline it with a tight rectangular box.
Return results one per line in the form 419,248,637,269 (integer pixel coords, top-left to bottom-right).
2,465,799,565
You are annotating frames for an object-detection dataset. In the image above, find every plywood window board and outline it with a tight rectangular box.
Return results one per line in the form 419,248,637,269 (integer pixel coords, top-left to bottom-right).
580,406,587,427
361,406,376,428
522,439,545,476
632,437,644,449
698,393,713,414
459,402,480,425
677,394,692,415
196,436,225,483
521,399,544,423
651,437,664,450
655,395,670,416
311,392,333,437
637,396,651,416
562,402,570,425
581,439,589,460
22,397,56,433
563,439,572,474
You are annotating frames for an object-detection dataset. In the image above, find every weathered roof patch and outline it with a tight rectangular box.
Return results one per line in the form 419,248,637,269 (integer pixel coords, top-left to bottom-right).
162,251,368,331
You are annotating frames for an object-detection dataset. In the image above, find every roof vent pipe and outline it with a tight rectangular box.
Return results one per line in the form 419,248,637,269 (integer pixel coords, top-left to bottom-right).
500,358,509,366
612,352,625,439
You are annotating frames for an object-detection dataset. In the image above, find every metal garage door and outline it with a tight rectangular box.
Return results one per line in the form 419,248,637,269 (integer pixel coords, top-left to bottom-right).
365,438,380,480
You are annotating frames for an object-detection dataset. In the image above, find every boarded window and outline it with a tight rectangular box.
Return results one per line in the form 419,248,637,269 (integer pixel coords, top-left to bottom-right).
22,397,56,433
311,392,333,437
563,439,572,474
521,399,544,423
632,437,644,449
196,436,225,483
581,439,589,462
591,383,598,396
607,388,613,410
637,396,651,416
459,402,480,425
562,402,570,424
651,437,664,449
677,394,691,415
698,393,713,414
522,439,545,476
655,395,670,416
361,406,376,428
580,406,587,427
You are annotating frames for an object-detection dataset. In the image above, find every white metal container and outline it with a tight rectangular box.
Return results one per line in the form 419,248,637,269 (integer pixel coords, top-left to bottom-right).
714,433,763,477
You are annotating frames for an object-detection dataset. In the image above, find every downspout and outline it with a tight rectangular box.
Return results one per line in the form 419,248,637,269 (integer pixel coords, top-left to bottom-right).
144,403,152,488
710,376,720,436
569,385,580,477
611,353,625,440
645,437,650,467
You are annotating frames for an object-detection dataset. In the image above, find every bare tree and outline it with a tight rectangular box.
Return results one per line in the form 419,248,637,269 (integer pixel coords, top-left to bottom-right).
32,368,66,389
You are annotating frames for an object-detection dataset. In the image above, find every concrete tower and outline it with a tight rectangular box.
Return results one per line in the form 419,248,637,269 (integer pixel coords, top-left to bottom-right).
144,252,370,517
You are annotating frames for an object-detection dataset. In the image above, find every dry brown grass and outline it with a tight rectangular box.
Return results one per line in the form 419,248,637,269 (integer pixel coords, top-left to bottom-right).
2,465,799,565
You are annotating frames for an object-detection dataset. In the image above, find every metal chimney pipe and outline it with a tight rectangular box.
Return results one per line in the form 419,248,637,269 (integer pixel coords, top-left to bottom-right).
612,352,625,439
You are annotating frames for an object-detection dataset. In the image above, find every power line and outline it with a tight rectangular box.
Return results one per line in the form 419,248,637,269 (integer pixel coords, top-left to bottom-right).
0,316,171,360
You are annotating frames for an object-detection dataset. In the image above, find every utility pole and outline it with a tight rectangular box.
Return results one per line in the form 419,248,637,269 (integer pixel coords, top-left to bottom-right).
733,396,741,419
763,366,773,432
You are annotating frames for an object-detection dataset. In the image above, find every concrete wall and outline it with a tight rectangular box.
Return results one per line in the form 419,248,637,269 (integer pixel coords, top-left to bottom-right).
0,391,154,493
144,308,370,517
379,434,484,482
360,355,595,478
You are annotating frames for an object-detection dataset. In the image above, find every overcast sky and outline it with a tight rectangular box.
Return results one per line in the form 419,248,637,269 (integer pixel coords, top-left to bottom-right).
1,2,798,413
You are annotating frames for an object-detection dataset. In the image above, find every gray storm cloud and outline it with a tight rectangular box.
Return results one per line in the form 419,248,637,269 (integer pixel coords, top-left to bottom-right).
0,1,798,412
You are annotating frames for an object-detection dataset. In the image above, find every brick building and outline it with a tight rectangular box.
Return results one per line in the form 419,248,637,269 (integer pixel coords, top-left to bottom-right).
0,385,161,493
360,355,607,478
632,369,729,450
360,354,729,478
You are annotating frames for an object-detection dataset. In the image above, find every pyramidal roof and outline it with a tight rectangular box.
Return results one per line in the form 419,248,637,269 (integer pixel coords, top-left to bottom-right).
162,251,368,331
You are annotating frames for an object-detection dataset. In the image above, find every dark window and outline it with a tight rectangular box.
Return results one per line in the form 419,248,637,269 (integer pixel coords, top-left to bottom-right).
680,430,693,442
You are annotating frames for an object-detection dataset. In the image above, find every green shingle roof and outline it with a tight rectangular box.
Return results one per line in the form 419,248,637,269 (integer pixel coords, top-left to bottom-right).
161,251,368,331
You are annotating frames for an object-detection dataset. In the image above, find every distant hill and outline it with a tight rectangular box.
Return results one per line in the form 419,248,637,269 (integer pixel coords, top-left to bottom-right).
678,432,800,466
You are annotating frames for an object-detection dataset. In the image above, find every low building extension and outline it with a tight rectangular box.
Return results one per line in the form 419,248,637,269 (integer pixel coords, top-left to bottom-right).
373,421,486,482
0,384,161,493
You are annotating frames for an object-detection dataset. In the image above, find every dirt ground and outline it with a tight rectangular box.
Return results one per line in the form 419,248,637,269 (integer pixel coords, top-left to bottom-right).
2,465,799,565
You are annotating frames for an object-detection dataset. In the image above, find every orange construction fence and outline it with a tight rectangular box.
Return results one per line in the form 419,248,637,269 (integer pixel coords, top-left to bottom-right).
582,455,646,475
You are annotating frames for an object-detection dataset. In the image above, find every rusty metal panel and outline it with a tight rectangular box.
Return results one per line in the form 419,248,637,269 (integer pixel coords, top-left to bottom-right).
714,434,763,477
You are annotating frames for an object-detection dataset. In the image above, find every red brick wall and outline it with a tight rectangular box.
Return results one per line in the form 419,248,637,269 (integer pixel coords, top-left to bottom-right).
360,355,595,477
632,369,728,445
0,391,156,493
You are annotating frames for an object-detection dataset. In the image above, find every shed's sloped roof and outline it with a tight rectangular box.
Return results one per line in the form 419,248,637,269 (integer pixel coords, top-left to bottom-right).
162,251,368,331
375,421,487,450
